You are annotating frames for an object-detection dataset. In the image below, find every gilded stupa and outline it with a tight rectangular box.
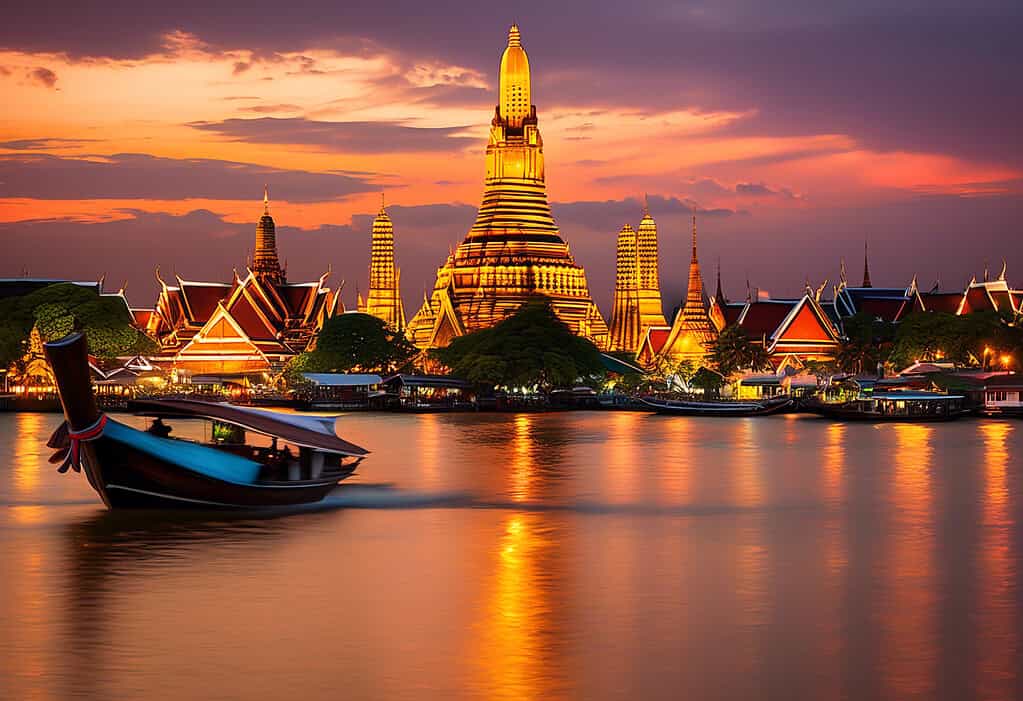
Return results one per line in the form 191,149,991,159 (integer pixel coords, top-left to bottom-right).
607,225,641,352
637,215,717,366
406,25,608,349
360,196,406,331
636,201,668,331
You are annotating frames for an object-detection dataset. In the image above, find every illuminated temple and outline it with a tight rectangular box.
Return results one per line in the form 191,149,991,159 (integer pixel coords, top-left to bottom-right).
406,25,608,350
359,198,406,331
607,202,669,352
145,189,340,381
637,216,717,366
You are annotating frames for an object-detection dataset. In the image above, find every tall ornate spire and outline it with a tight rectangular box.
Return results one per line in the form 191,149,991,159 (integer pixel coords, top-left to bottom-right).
715,258,725,303
655,213,716,363
252,185,283,283
608,225,641,351
404,24,608,350
364,196,405,331
862,240,872,288
636,200,667,332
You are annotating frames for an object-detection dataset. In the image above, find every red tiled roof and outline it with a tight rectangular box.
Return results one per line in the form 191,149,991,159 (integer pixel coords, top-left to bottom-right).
279,284,317,318
922,292,962,313
647,328,670,354
739,302,793,339
180,283,230,323
131,309,154,328
986,374,1023,389
229,293,280,341
722,303,744,327
989,290,1011,312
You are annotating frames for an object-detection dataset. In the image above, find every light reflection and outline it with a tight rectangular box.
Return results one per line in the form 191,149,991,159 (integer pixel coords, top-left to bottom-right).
822,423,846,505
510,414,534,502
733,419,763,508
14,412,45,493
977,422,1015,699
607,411,639,503
883,423,936,698
417,413,441,487
475,514,555,699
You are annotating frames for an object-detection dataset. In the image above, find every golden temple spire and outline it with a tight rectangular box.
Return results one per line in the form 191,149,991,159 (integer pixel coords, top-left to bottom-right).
499,23,531,128
691,214,698,261
263,183,270,214
379,191,386,215
642,194,650,218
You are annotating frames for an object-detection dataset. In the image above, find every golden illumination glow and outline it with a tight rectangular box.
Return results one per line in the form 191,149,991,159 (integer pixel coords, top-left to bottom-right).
406,26,608,350
13,413,44,494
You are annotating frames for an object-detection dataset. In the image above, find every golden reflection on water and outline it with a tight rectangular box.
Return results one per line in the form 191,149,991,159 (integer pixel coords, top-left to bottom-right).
510,414,535,502
416,413,441,486
475,514,556,700
732,419,763,508
822,423,846,505
657,413,692,502
607,411,639,503
14,412,45,494
883,423,936,698
978,421,1015,697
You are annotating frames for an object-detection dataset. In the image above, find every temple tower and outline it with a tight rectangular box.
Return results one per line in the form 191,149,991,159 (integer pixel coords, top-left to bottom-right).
364,196,406,331
252,185,284,284
608,225,641,351
656,215,717,363
636,200,668,333
406,25,608,349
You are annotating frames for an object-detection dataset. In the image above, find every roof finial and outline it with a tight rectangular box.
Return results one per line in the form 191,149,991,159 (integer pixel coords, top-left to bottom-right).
862,240,872,288
379,191,387,215
508,24,521,48
642,193,650,218
691,214,697,260
999,259,1007,281
263,183,270,214
715,257,724,303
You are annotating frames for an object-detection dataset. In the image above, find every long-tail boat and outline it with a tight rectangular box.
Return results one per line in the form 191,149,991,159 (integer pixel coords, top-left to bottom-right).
43,333,368,509
803,390,968,422
640,395,794,417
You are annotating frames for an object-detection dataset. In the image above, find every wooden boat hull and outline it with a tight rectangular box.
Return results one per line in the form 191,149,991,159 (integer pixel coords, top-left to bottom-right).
87,436,348,508
641,397,794,417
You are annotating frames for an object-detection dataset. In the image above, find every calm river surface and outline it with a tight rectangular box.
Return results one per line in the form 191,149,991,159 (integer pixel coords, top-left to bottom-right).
2,410,1022,700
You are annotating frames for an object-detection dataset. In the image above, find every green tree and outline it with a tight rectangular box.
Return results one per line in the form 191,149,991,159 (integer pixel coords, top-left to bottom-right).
708,326,771,376
431,299,605,390
0,283,156,364
835,312,895,374
690,367,725,397
291,312,417,376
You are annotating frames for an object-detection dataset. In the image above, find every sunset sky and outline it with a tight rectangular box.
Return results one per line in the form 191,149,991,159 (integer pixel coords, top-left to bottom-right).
1,1,1020,312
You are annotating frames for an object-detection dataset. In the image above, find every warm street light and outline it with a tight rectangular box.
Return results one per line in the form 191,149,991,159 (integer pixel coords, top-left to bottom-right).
1002,355,1012,369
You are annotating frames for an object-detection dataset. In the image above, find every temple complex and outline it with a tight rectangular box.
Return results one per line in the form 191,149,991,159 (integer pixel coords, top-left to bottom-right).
359,197,405,331
406,25,608,350
637,216,717,367
146,190,340,381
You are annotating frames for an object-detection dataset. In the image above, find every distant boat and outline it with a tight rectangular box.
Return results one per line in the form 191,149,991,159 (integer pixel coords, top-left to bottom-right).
640,395,794,417
804,390,968,422
43,333,368,509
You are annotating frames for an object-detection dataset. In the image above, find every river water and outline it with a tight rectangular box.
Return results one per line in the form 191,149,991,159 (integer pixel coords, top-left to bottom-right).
1,410,1021,700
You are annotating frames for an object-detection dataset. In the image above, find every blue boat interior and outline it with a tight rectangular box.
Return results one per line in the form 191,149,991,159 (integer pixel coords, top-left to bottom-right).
104,420,262,485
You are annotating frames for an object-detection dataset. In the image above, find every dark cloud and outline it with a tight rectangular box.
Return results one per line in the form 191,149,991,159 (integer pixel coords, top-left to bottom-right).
239,103,303,113
232,61,250,75
734,182,795,198
0,152,378,201
0,137,97,150
189,117,478,154
28,66,57,88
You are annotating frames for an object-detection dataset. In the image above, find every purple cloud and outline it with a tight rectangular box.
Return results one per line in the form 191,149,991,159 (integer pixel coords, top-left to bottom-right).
28,66,57,88
189,117,477,154
0,152,379,201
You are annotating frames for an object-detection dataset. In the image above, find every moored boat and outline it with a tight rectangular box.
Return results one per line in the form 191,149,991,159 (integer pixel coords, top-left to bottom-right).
43,333,368,509
804,390,968,422
640,395,794,417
